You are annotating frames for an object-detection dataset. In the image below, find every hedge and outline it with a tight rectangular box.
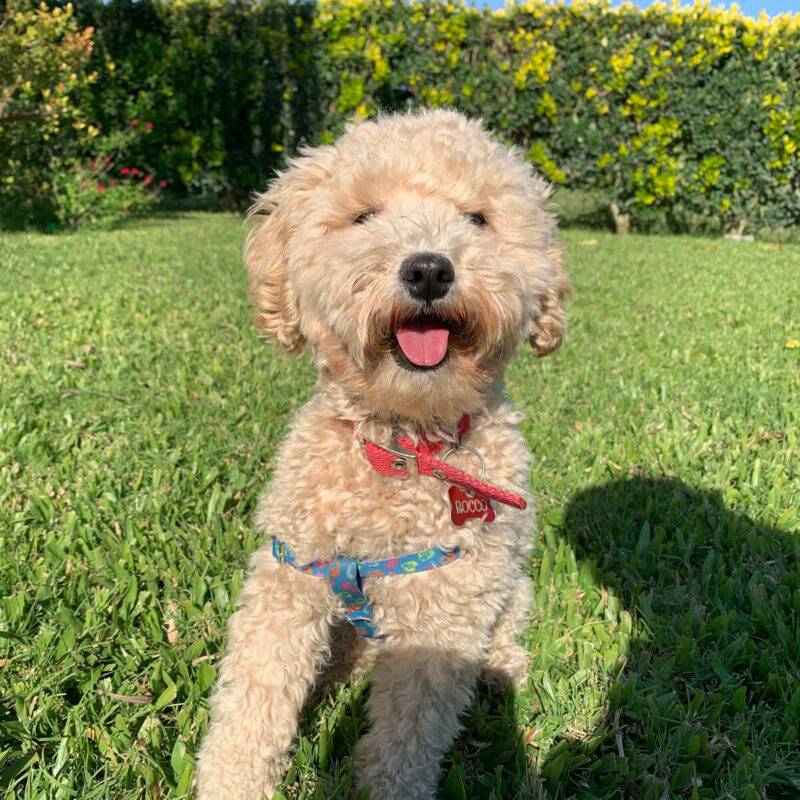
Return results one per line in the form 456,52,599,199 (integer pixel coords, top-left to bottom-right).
0,1,95,226
4,0,800,232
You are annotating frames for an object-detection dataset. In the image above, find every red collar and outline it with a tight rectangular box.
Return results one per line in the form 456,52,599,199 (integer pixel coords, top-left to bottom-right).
356,414,527,511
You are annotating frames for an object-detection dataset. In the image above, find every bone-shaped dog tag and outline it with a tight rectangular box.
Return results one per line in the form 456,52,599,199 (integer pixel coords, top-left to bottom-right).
448,486,495,526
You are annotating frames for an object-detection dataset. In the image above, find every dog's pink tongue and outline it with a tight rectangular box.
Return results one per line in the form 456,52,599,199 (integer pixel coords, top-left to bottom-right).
395,319,450,367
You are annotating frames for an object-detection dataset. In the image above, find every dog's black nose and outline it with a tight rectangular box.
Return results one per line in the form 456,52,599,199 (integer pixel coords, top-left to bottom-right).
400,253,454,303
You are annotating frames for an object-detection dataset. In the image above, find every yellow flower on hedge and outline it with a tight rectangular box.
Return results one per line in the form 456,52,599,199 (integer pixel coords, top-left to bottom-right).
719,197,731,212
528,142,566,184
585,87,597,99
610,52,634,74
597,153,614,168
537,92,557,122
786,340,800,348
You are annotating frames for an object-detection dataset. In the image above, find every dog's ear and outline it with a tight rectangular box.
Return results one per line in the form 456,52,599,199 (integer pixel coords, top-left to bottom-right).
245,156,327,355
528,241,571,358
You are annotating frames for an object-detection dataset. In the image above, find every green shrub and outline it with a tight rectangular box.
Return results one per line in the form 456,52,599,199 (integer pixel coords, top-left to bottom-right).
75,0,321,208
12,0,800,233
304,0,800,233
51,123,165,228
0,1,162,229
0,1,96,226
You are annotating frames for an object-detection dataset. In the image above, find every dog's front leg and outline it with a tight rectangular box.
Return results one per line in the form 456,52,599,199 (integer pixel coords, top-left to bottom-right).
195,552,336,800
355,641,482,800
481,571,533,692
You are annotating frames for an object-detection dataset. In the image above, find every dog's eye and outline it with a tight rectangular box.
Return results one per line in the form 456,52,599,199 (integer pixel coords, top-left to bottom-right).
465,212,488,227
353,209,376,225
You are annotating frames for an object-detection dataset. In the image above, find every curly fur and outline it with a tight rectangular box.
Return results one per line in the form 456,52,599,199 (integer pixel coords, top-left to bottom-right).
195,109,569,800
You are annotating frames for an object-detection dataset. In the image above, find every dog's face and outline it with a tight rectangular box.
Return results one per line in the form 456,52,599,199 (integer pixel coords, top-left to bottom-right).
246,111,569,426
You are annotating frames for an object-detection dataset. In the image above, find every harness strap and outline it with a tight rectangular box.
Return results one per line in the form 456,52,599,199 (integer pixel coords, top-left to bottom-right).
272,538,461,638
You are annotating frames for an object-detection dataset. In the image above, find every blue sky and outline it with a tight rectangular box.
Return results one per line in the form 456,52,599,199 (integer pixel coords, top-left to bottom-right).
483,0,798,18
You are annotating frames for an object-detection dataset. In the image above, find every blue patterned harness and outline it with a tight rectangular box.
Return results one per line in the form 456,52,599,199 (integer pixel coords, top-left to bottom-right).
272,538,461,638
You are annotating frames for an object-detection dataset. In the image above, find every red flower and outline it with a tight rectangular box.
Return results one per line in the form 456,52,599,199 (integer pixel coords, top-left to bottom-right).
103,156,110,164
131,119,139,127
146,121,153,130
110,179,117,186
81,182,88,189
90,161,97,168
131,168,139,176
120,167,130,175
96,184,105,192
144,175,152,185
159,180,167,188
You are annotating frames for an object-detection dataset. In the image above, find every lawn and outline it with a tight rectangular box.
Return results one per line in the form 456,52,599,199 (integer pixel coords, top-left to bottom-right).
1,212,799,800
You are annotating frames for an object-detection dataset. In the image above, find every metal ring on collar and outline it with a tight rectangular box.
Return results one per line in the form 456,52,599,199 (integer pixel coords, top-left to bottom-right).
440,444,485,481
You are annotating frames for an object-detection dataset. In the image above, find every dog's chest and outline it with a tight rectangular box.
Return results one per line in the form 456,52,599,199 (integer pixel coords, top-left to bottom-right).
320,445,457,556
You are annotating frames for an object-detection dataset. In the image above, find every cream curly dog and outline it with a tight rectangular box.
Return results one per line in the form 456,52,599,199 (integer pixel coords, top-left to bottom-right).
195,109,569,800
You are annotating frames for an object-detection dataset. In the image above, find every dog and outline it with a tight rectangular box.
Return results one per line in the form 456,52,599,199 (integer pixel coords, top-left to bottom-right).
195,109,569,800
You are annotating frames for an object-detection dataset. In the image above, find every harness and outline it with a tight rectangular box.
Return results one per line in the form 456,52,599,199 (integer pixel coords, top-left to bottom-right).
272,538,460,638
271,414,526,638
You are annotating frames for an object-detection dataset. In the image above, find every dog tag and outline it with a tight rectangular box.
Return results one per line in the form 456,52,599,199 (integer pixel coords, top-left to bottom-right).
448,486,495,526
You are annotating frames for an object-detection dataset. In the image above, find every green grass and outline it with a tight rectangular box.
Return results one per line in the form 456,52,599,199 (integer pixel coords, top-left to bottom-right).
1,213,799,800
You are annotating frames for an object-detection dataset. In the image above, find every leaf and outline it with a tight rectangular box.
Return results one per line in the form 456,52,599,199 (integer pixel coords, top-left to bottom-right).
442,762,466,800
153,682,177,711
175,761,194,796
101,691,152,705
195,663,216,693
731,686,747,713
171,737,186,782
318,727,332,771
634,521,651,558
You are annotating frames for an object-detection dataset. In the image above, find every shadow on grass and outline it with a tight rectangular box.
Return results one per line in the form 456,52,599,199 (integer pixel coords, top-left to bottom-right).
287,476,799,799
446,680,533,800
534,476,800,800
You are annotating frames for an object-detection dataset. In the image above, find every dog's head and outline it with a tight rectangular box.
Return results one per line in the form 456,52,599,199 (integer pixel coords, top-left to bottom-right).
245,110,569,427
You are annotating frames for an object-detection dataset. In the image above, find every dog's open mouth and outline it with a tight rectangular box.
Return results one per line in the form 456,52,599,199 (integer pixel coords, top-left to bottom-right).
393,316,450,370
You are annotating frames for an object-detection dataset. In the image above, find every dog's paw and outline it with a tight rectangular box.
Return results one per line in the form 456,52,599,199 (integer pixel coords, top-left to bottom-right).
480,644,530,692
